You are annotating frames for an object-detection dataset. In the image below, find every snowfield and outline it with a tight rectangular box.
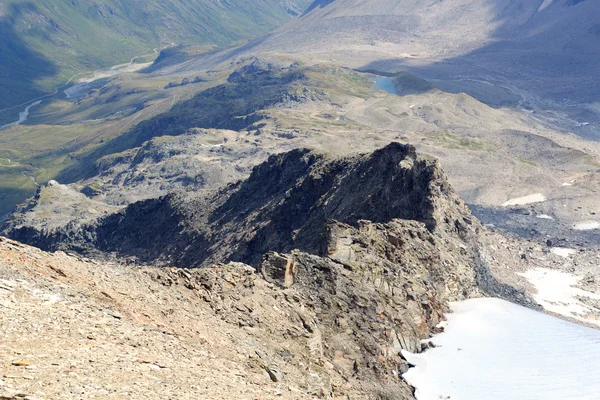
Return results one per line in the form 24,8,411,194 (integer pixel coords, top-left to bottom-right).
573,221,600,231
519,268,600,326
502,193,546,207
403,298,600,400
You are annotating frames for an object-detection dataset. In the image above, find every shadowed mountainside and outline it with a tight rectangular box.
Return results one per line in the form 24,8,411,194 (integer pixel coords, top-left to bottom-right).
0,0,311,113
0,3,59,114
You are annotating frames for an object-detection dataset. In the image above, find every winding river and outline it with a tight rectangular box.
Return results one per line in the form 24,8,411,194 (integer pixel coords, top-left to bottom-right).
0,48,160,129
0,100,42,130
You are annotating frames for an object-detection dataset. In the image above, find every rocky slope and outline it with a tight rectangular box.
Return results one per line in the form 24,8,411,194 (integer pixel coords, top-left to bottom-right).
4,57,600,234
219,0,600,104
1,236,418,399
2,175,598,400
0,143,521,399
162,0,600,147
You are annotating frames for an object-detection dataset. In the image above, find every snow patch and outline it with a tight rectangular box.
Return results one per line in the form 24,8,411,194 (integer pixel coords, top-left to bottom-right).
403,298,600,400
574,221,600,231
502,193,546,206
550,247,576,258
537,214,554,220
519,268,600,325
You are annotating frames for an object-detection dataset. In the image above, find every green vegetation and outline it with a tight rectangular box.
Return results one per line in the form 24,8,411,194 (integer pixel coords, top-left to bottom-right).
392,72,435,95
511,156,538,167
0,168,37,219
142,45,218,73
0,0,311,116
0,120,111,217
306,66,373,98
427,130,494,152
0,63,387,217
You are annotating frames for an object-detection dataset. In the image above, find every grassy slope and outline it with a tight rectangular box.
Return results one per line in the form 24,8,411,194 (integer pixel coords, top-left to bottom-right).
0,0,311,112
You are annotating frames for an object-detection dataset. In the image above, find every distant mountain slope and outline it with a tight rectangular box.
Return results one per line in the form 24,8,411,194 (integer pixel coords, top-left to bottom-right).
189,0,599,105
0,0,311,109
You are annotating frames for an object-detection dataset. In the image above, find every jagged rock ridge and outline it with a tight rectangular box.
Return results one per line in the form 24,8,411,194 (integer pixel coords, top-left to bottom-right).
6,143,477,268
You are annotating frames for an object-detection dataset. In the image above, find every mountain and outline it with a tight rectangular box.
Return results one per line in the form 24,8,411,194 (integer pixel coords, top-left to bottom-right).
0,139,532,302
0,0,311,110
1,143,530,398
174,0,600,106
3,2,600,397
3,143,474,264
3,59,599,244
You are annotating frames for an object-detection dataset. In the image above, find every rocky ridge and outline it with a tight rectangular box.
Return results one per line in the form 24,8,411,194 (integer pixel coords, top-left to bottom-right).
0,143,525,398
6,143,482,269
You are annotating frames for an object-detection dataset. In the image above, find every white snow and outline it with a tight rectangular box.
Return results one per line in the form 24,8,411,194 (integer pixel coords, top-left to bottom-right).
502,193,546,207
519,268,600,325
574,221,600,231
403,298,600,400
537,214,554,220
550,247,576,258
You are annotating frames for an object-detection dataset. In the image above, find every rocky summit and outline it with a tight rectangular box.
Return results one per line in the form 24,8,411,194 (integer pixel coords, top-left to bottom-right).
0,143,519,399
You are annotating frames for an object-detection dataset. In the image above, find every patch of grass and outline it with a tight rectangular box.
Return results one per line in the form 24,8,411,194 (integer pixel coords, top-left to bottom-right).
306,67,373,98
512,156,538,167
0,166,37,217
581,154,600,168
427,130,494,152
392,72,435,95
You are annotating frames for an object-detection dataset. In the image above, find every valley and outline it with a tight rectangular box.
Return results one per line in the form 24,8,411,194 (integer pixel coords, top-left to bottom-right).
0,0,312,117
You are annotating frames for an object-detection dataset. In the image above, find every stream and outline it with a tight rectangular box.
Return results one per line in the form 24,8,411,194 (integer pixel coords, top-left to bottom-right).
0,49,159,128
63,50,158,100
64,60,153,99
0,100,42,130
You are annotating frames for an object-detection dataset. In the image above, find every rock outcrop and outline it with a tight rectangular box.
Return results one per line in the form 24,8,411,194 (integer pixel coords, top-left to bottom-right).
6,143,479,268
